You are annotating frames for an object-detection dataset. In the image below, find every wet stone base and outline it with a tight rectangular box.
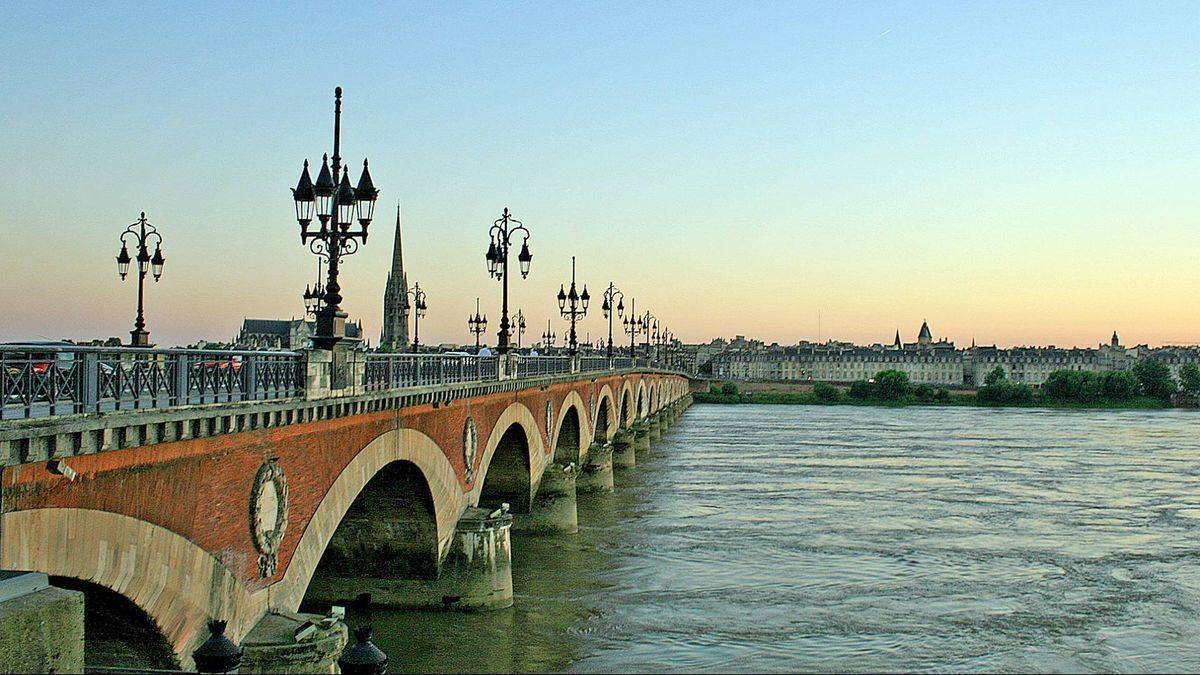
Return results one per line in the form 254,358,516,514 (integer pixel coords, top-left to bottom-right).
241,611,347,674
514,463,578,535
307,508,514,611
0,575,83,674
577,443,614,493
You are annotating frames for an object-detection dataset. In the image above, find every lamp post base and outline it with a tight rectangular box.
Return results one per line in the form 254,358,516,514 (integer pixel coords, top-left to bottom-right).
128,329,151,347
312,309,348,350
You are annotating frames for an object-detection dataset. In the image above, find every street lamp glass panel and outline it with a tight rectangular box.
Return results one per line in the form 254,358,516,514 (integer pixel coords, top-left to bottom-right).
137,247,150,274
116,245,131,278
617,298,624,317
313,155,335,219
151,245,165,280
517,241,532,277
581,286,590,312
355,159,378,225
293,161,315,225
486,240,498,274
557,286,567,311
336,169,357,227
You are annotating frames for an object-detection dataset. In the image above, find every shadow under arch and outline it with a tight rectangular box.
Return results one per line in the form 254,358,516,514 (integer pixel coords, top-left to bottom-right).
469,401,545,512
304,459,442,598
593,384,616,443
551,391,591,466
274,427,463,613
52,577,178,671
621,386,634,428
479,424,533,512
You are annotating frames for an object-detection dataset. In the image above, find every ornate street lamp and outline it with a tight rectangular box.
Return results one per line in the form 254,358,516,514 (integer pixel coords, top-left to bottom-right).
291,86,379,350
401,282,428,353
467,297,488,352
302,259,325,317
514,309,527,350
541,319,557,350
484,208,532,353
600,282,625,358
622,298,644,357
115,211,166,347
556,256,589,355
641,312,658,355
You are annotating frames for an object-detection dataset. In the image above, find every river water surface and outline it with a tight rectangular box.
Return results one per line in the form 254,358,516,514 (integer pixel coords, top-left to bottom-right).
350,404,1200,672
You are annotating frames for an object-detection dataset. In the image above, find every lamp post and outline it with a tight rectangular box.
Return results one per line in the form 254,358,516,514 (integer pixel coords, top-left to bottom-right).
484,208,532,354
641,313,657,356
556,256,590,355
541,319,557,350
290,86,380,350
514,309,527,350
467,298,487,352
402,282,428,353
600,282,624,358
115,212,166,347
622,298,644,356
302,259,325,318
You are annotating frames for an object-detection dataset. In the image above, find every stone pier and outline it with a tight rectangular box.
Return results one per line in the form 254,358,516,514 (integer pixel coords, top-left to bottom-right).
516,463,578,534
306,507,514,611
0,573,83,674
577,442,614,493
612,429,636,468
241,611,347,674
633,422,652,453
648,415,662,442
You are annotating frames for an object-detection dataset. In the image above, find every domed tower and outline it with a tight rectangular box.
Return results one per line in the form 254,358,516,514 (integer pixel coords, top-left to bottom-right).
917,320,933,347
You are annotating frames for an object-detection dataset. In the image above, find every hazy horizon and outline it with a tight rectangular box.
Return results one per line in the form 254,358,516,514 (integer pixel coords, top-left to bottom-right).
2,2,1197,348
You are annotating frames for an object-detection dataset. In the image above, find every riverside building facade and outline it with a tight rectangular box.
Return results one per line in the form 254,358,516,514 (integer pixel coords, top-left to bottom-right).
705,324,1200,388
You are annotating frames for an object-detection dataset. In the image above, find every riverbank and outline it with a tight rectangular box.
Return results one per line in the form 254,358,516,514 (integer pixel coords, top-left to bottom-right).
693,390,1173,410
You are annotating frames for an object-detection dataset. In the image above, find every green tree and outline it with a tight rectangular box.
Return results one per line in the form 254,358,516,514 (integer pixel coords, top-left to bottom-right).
1180,363,1200,398
913,383,935,402
934,388,951,404
874,370,910,401
1102,370,1139,400
720,381,740,396
812,382,840,403
1133,359,1177,403
984,366,1007,387
848,380,874,400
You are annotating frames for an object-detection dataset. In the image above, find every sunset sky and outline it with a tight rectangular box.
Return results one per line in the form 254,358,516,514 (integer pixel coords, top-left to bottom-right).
2,2,1197,348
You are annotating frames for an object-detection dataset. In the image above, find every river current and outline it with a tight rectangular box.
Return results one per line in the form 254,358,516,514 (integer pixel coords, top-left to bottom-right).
349,404,1200,672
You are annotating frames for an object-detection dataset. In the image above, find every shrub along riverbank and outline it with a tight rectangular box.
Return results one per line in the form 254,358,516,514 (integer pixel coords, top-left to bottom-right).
695,360,1200,410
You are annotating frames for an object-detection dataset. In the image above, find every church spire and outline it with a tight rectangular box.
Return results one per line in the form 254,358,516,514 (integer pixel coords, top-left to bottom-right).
380,201,410,350
893,329,901,348
390,203,404,278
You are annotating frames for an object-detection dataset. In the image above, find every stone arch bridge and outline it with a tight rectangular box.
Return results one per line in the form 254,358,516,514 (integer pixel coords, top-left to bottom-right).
0,348,694,671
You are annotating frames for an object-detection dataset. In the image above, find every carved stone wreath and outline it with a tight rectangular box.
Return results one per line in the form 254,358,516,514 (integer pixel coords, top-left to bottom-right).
463,417,478,483
250,459,288,578
545,401,554,439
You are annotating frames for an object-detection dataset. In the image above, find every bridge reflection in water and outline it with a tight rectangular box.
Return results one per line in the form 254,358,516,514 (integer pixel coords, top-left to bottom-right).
0,344,693,672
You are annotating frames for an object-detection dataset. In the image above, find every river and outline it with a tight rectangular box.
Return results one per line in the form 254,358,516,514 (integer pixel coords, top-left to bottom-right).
348,404,1200,672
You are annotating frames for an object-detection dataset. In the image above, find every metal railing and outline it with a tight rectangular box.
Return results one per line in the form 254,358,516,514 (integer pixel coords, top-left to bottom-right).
516,355,572,377
579,356,611,372
0,344,303,420
362,353,499,390
1,343,677,423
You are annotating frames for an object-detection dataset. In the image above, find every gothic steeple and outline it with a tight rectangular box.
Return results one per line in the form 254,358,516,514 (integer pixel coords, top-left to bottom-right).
893,329,901,349
380,203,410,350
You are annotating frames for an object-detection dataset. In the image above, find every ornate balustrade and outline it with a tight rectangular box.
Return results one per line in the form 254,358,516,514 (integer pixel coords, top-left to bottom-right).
1,345,680,423
0,345,303,420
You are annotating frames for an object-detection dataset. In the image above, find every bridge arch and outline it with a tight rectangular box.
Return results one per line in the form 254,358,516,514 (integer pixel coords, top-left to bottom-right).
0,507,261,666
620,381,635,428
274,427,463,613
551,391,591,465
472,401,545,512
594,384,617,443
636,380,647,419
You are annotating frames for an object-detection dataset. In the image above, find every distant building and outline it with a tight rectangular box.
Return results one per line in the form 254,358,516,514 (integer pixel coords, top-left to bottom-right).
235,318,362,350
706,323,1200,388
379,205,410,351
